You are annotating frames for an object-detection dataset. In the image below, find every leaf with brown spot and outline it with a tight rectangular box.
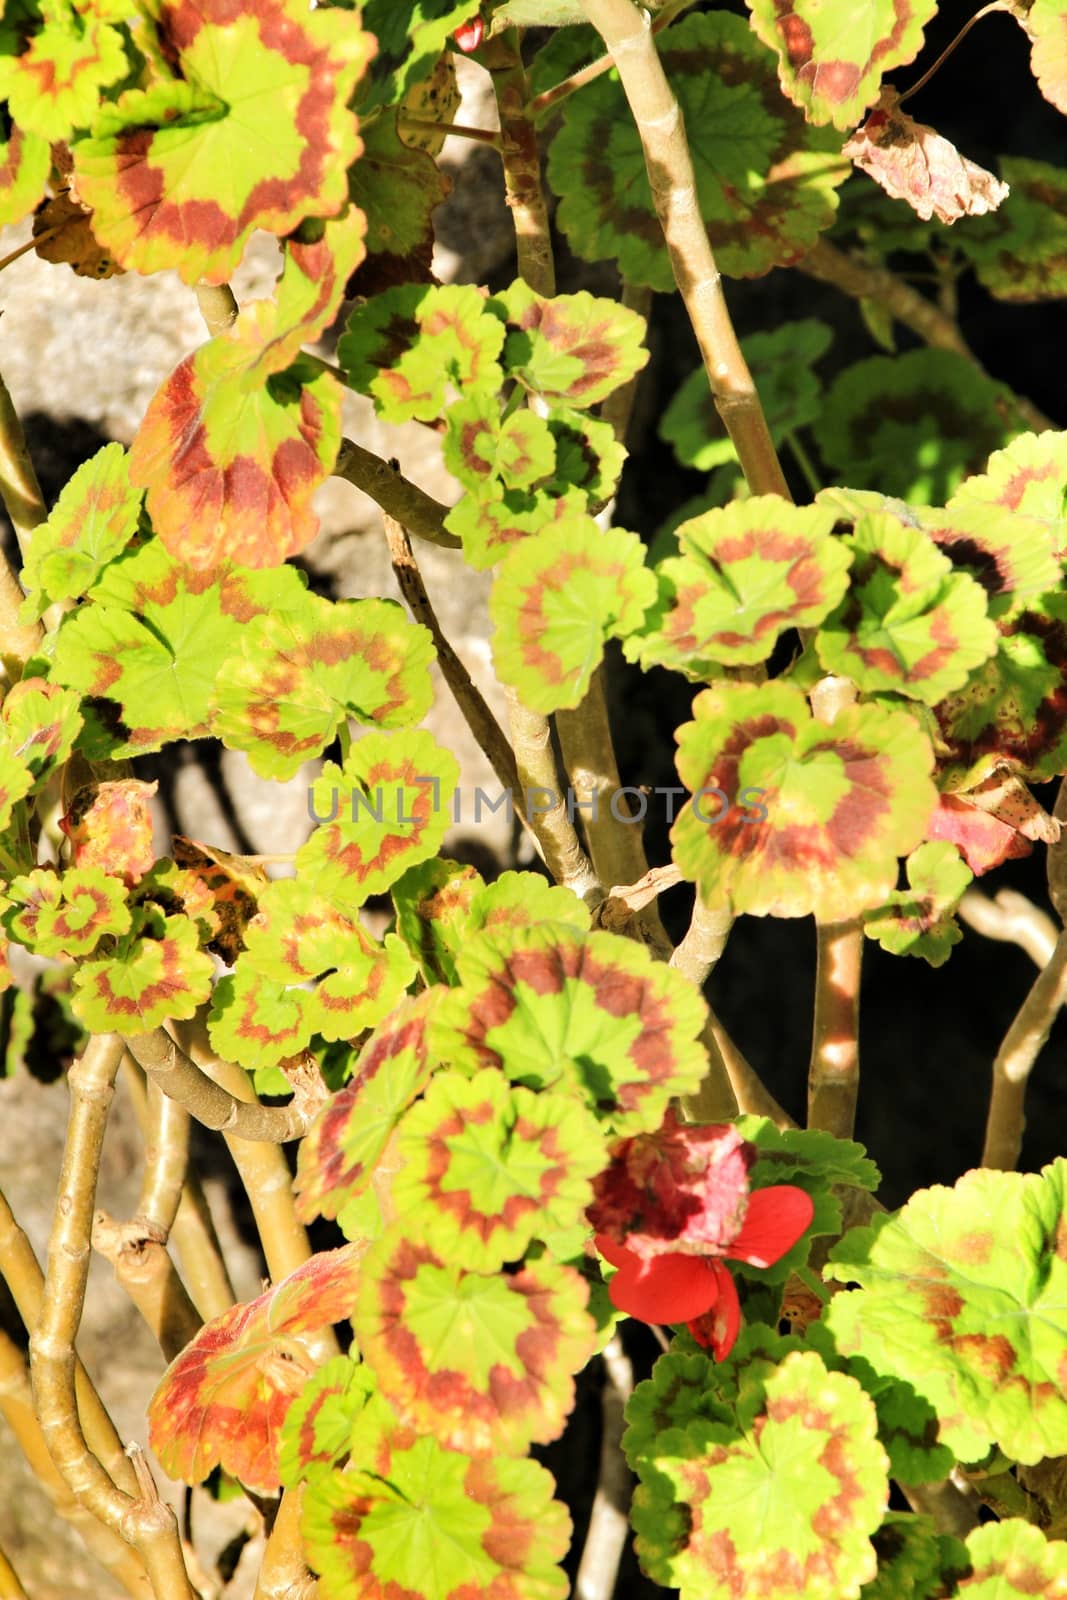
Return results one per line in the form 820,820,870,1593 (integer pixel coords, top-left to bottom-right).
429,922,707,1135
826,1159,1067,1465
296,730,461,911
148,1245,364,1492
672,681,937,920
631,1349,888,1598
353,1227,597,1455
71,0,373,283
548,12,848,286
745,0,939,130
211,593,435,780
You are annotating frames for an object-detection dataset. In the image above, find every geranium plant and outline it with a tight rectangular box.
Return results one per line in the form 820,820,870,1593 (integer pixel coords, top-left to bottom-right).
1,0,1067,1595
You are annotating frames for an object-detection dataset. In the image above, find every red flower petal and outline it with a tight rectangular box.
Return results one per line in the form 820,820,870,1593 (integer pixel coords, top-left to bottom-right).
600,1241,722,1324
726,1185,814,1268
687,1260,742,1360
453,16,484,52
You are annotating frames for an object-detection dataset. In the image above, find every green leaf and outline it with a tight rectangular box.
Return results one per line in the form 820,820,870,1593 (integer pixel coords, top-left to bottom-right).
957,156,1067,301
211,594,436,780
490,516,656,713
72,5,374,282
148,1244,364,1492
957,1518,1067,1596
357,0,482,114
1015,2,1067,116
444,485,587,572
860,1514,968,1599
353,1228,597,1454
338,283,506,424
0,3,130,142
861,841,972,966
738,1120,881,1196
548,12,848,288
50,541,309,758
622,1348,735,1469
814,513,998,702
430,923,708,1134
1,679,83,790
625,498,851,675
825,1159,1067,1465
72,913,214,1034
631,1349,888,1598
347,107,449,295
294,989,441,1233
20,443,142,618
491,280,649,408
278,1353,375,1489
392,864,591,987
946,429,1067,562
661,320,833,472
744,0,938,129
442,394,557,495
129,338,343,572
813,350,1022,505
2,867,131,958
301,1436,570,1600
0,123,50,228
210,878,416,1069
672,681,937,919
933,590,1067,786
391,1067,608,1271
296,730,460,910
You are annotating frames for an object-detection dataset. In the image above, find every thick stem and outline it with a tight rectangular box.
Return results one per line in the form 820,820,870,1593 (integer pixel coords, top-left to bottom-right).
981,930,1067,1170
169,1014,338,1363
0,1328,152,1598
0,367,45,673
253,1487,315,1600
194,281,239,337
121,1056,236,1320
0,367,47,550
798,239,1055,436
682,1015,740,1123
959,887,1059,969
556,668,664,936
670,895,731,989
91,1213,202,1363
136,1076,190,1237
574,1337,633,1600
383,512,522,802
807,920,863,1139
333,439,460,550
579,0,790,499
0,1185,138,1501
0,1544,27,1599
485,27,556,297
125,1027,324,1142
505,686,601,905
529,0,699,120
28,1032,196,1597
900,1477,980,1540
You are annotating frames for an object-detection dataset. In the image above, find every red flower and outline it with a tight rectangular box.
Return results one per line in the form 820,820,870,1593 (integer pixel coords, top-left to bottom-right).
453,15,484,52
590,1113,815,1359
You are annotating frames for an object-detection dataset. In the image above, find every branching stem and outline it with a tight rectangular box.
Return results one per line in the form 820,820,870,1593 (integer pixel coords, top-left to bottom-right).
579,0,790,500
334,438,460,550
125,1026,324,1143
982,930,1067,1170
28,1032,196,1598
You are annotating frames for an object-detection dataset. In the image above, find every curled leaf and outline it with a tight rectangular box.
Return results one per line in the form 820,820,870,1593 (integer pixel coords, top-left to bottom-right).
844,89,1009,223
